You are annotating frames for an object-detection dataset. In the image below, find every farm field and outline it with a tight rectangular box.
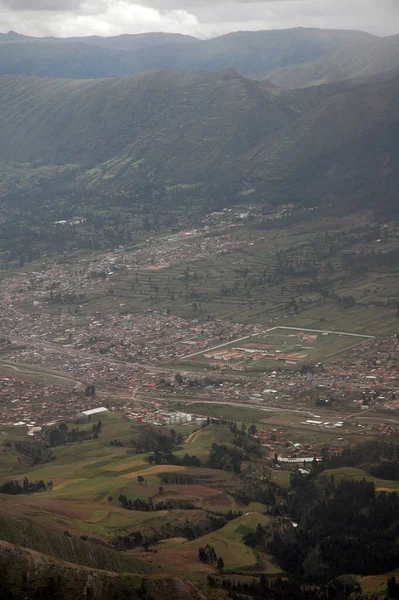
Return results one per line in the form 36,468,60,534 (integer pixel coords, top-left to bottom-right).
25,215,399,337
0,413,243,546
147,512,281,575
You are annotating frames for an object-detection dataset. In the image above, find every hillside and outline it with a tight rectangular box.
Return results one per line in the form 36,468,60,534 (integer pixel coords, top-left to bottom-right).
250,71,399,211
0,28,374,80
1,67,399,213
264,34,399,88
0,540,214,600
0,70,298,181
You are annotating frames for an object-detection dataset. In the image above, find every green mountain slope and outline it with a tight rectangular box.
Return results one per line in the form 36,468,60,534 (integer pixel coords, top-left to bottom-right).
0,540,215,600
0,507,156,575
263,34,399,88
0,67,399,212
0,70,298,182
250,71,399,210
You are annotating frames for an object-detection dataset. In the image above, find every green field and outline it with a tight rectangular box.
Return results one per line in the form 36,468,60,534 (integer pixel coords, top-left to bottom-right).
168,327,371,374
18,214,399,338
323,467,399,493
0,414,242,546
147,512,282,575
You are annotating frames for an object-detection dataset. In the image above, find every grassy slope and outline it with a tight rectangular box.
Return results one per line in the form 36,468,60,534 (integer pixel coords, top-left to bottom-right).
323,467,399,493
0,70,296,180
0,415,241,541
265,35,399,88
0,508,157,574
0,539,221,600
1,65,399,211
0,412,280,578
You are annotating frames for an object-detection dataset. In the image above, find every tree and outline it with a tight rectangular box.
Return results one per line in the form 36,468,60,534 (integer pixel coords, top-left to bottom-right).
387,577,399,599
217,556,224,572
134,531,143,546
175,372,183,386
158,486,164,495
137,475,145,485
321,446,329,462
248,424,257,436
198,547,207,562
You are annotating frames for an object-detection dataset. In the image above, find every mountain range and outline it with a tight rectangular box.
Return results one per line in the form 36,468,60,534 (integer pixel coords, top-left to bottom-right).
0,27,398,214
1,28,399,87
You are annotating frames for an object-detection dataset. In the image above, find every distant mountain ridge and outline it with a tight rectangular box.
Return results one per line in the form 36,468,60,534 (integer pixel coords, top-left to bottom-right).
0,27,386,83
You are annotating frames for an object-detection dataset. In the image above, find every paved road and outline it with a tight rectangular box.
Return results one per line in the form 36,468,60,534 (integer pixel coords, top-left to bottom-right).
0,360,81,387
181,333,260,360
183,399,328,419
269,326,375,339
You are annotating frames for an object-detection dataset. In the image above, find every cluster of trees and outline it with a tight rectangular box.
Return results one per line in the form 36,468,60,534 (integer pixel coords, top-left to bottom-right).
314,440,399,474
232,432,261,456
114,514,228,550
320,290,356,309
207,443,244,474
14,441,55,466
369,461,399,480
387,577,399,600
147,451,201,467
207,574,372,600
234,479,277,507
268,477,399,581
166,373,226,388
198,544,224,571
243,523,269,550
47,420,103,447
160,473,194,485
133,428,182,453
0,477,52,495
118,494,195,512
109,439,124,447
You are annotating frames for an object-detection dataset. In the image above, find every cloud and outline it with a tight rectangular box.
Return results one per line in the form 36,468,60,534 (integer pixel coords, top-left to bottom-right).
0,0,397,38
0,0,84,10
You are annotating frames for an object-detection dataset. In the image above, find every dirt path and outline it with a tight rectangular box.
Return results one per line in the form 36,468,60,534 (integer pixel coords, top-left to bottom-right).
185,429,202,444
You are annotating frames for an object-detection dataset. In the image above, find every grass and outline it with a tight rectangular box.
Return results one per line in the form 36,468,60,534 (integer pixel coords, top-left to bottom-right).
0,414,244,542
148,512,282,574
322,467,399,493
360,569,399,595
170,327,369,374
24,214,398,339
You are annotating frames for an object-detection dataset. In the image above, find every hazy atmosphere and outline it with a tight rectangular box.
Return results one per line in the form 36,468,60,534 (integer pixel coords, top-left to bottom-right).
1,0,398,38
1,0,399,596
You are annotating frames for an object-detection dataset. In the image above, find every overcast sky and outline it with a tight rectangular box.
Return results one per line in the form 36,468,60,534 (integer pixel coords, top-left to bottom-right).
0,0,398,39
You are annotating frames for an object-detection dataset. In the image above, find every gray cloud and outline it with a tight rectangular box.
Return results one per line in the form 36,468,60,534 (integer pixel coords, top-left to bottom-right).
0,0,397,38
0,0,84,10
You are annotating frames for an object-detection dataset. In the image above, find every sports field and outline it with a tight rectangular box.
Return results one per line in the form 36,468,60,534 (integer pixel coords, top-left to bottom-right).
168,326,373,374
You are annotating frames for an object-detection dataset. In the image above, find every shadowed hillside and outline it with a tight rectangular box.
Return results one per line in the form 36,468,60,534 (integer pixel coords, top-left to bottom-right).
0,70,298,180
264,34,399,88
1,67,399,212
